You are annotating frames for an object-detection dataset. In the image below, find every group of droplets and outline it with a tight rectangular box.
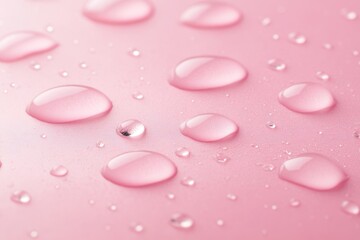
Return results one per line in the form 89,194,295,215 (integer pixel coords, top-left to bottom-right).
1,0,359,238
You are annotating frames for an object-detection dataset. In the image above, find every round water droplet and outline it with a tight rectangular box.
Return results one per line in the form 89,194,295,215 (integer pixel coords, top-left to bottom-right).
323,43,333,50
289,198,301,207
278,83,336,113
175,147,190,158
11,190,31,204
116,119,145,139
167,193,175,200
170,56,247,90
262,163,275,172
40,133,47,139
0,31,58,62
180,113,238,142
226,193,237,201
29,230,39,239
266,121,276,129
181,177,195,187
316,71,330,81
288,32,307,45
342,9,358,20
181,2,241,28
59,71,69,78
279,153,347,190
79,62,88,69
109,204,117,211
216,219,225,226
354,130,360,139
261,17,271,26
341,200,359,215
102,151,177,187
83,0,154,24
130,223,144,233
31,63,41,71
50,165,68,177
268,59,286,71
26,85,113,123
96,141,105,148
215,152,231,164
45,25,54,33
132,91,144,100
129,48,141,57
170,213,194,230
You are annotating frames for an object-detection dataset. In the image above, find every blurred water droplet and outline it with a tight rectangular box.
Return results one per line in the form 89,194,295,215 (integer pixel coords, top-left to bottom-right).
316,71,330,81
268,58,286,71
132,91,144,100
181,177,195,187
354,130,360,139
323,43,333,50
11,190,31,204
288,32,307,45
79,62,88,69
129,49,141,57
175,147,190,158
342,9,358,20
50,165,68,177
226,193,237,201
45,25,54,33
289,198,301,207
261,17,271,26
272,34,280,40
40,133,47,139
341,200,360,215
116,119,145,139
130,223,144,233
167,193,175,200
216,219,225,226
266,121,276,129
109,204,117,212
29,230,39,239
170,213,194,229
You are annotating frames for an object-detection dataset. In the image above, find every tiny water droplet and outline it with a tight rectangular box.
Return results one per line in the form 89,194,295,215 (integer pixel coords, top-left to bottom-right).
79,62,88,69
132,91,144,100
278,82,336,113
175,147,190,158
353,130,360,139
266,121,276,129
11,190,31,204
279,153,347,190
316,71,330,81
170,213,194,230
341,200,359,215
167,193,175,200
116,119,145,139
323,43,333,50
215,152,231,164
272,34,280,40
45,25,54,33
267,58,286,71
181,2,241,28
50,165,68,177
130,223,144,233
129,49,141,57
226,193,238,201
181,177,195,187
261,17,271,26
40,133,47,139
216,219,225,226
59,71,69,78
29,230,39,239
271,204,278,210
288,32,307,45
31,63,41,71
109,204,117,212
262,163,275,172
289,198,301,207
96,141,105,148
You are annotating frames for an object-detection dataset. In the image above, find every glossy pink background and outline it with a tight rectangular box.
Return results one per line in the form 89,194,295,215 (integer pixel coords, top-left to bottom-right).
1,0,360,239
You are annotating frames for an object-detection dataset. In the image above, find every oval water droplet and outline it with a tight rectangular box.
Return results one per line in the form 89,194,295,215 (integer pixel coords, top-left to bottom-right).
116,119,145,139
102,151,177,187
267,58,286,71
181,2,241,28
279,153,347,190
11,190,31,205
175,147,190,158
26,85,113,123
341,200,360,215
278,83,336,113
180,113,238,142
170,213,194,230
0,31,58,62
50,165,68,177
181,176,196,187
83,0,154,24
288,32,307,45
170,56,247,90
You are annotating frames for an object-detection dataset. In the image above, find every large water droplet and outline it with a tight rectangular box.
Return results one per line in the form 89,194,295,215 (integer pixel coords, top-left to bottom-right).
181,2,241,28
102,151,177,187
180,113,238,142
341,200,360,215
11,190,31,204
116,119,145,139
26,85,113,123
169,56,247,90
170,213,194,230
278,83,336,113
0,31,58,62
50,165,68,177
83,0,154,24
279,153,347,190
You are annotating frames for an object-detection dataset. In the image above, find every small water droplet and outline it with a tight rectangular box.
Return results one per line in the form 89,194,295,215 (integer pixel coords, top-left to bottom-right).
109,204,117,212
278,82,336,113
132,91,144,100
102,151,177,187
170,56,247,90
50,165,68,177
266,121,276,129
40,133,47,139
170,213,194,229
342,9,358,20
272,34,280,40
289,198,301,207
267,58,286,71
79,62,88,69
341,200,360,215
116,119,145,139
354,130,360,139
279,153,347,190
175,147,190,158
11,190,31,204
129,48,141,57
215,152,231,164
316,71,330,81
261,17,271,26
181,177,195,187
271,204,278,210
31,63,41,71
29,230,39,239
226,193,238,201
323,43,333,50
45,25,54,33
262,163,275,172
96,141,105,148
216,219,225,226
130,223,144,233
167,193,175,200
288,32,307,45
59,71,69,78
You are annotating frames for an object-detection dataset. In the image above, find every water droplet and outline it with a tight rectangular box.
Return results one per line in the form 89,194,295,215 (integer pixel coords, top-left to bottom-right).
175,147,190,158
40,133,47,139
96,141,105,148
11,190,31,204
59,71,69,78
262,163,275,172
316,71,330,81
102,151,177,187
271,204,278,210
109,204,117,212
79,62,88,69
354,130,360,139
50,165,68,177
181,177,195,187
170,56,247,90
132,91,144,100
180,113,238,142
216,219,225,226
170,213,194,229
0,31,58,62
267,58,286,71
288,32,307,45
130,223,144,233
181,2,241,28
83,0,154,24
279,153,347,190
45,25,54,33
342,9,358,20
261,17,271,26
29,230,39,239
226,193,237,201
323,43,333,50
272,34,280,40
215,152,231,164
129,48,141,57
278,83,336,113
116,119,145,139
266,121,276,129
26,85,113,123
289,198,301,207
167,193,175,200
31,63,41,71
341,200,359,215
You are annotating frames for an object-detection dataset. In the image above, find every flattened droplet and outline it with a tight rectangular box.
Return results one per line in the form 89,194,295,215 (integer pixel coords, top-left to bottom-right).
0,31,58,62
279,153,347,190
170,56,247,90
83,0,154,24
278,83,336,113
102,151,177,187
26,85,112,123
180,113,238,142
181,2,241,28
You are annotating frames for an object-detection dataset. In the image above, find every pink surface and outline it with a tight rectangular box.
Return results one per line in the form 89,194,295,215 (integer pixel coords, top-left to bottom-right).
0,0,360,239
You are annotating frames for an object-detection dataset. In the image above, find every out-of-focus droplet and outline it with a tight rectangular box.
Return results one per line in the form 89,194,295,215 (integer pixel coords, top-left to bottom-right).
226,193,237,201
288,32,307,45
116,119,145,139
102,151,177,187
50,165,68,177
11,190,31,205
109,204,117,212
342,9,358,20
167,193,175,200
181,176,195,187
170,213,194,230
29,230,39,239
354,130,360,139
216,219,225,226
323,43,333,50
79,62,88,69
45,25,54,33
40,133,47,139
267,58,286,71
341,200,360,215
261,17,271,26
175,147,190,158
316,71,330,81
130,223,144,233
